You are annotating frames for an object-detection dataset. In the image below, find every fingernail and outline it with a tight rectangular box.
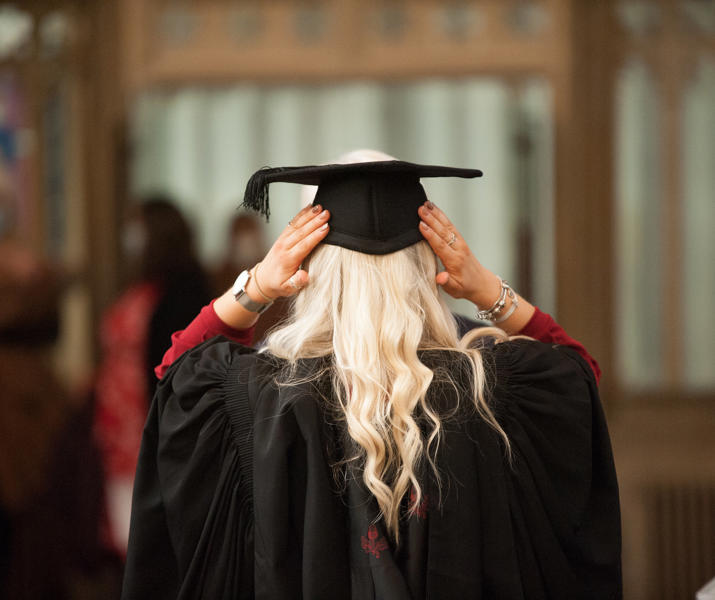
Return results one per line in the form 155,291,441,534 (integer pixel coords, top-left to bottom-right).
320,223,329,230
425,201,434,210
420,221,430,230
312,205,321,213
320,209,329,218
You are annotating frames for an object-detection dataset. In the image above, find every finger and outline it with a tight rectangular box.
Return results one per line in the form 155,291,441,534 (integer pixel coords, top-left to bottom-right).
418,204,460,249
284,209,330,250
289,222,330,262
419,214,458,257
419,220,455,261
420,203,466,248
293,203,322,229
280,204,322,239
426,201,457,231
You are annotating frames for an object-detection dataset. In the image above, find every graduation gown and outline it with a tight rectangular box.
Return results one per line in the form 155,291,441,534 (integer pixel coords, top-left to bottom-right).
121,337,621,599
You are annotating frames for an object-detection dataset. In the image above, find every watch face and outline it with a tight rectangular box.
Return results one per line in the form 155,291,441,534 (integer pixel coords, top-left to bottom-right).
232,270,250,296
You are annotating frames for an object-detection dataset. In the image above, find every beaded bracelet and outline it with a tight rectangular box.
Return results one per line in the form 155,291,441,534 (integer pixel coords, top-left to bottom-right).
494,291,519,323
475,278,518,323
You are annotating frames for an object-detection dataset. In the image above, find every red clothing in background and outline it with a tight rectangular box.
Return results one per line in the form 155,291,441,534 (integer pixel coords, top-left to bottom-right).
95,282,161,478
156,302,600,384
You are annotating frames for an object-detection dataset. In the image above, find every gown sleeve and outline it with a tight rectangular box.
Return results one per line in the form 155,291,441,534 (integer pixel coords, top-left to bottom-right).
485,340,621,598
519,307,602,384
122,337,256,600
154,300,255,380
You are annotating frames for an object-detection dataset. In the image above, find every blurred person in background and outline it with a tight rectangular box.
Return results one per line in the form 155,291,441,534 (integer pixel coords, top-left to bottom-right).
213,213,267,294
0,186,76,597
212,212,287,344
93,196,212,556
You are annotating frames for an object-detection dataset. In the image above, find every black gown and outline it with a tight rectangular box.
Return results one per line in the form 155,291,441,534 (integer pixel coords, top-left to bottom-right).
121,337,622,599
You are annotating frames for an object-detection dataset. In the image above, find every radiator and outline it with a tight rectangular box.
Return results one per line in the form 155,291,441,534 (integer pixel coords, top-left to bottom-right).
648,482,715,600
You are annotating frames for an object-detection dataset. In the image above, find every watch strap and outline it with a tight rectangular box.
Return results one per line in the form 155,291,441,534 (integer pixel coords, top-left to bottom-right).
237,292,272,314
232,270,273,314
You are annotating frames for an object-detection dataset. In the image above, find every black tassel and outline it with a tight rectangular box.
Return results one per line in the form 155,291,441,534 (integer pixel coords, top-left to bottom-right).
241,166,287,222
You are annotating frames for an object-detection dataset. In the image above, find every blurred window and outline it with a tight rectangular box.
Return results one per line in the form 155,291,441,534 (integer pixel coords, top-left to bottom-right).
614,59,665,387
681,58,715,389
615,50,715,390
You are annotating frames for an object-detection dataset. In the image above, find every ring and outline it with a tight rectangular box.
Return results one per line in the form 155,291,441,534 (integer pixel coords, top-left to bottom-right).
447,232,457,247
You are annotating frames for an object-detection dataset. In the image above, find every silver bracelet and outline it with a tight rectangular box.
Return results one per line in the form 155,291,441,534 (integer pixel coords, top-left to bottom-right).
475,278,518,323
494,292,519,323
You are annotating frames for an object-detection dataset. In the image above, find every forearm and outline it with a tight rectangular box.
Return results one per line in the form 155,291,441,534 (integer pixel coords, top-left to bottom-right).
212,274,266,330
464,266,600,381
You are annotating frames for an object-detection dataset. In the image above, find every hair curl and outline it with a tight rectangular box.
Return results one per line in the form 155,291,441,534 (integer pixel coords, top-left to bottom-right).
264,241,510,541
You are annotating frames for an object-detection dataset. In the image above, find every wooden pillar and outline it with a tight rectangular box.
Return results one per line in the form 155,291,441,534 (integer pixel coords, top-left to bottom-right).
554,0,616,397
78,0,125,340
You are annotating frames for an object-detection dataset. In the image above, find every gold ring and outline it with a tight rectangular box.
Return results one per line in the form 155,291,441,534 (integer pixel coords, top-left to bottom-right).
447,232,457,247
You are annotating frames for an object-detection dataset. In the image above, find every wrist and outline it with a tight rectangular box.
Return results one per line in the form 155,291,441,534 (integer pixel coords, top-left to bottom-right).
230,269,273,315
214,289,260,330
244,278,269,305
467,269,502,309
251,263,279,301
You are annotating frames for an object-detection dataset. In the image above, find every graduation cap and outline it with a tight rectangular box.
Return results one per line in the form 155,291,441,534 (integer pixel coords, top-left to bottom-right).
241,160,482,255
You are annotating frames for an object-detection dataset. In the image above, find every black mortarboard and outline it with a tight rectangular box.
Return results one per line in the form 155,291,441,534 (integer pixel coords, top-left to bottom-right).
241,160,482,255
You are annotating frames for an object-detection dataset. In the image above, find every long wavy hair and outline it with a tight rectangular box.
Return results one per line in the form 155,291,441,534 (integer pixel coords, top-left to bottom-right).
264,241,510,541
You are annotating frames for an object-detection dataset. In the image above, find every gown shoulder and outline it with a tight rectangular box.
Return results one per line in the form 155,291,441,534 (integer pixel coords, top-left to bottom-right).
122,336,259,600
478,338,621,598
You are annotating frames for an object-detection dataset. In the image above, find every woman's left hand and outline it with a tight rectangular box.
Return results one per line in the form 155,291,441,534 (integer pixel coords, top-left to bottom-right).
213,204,329,330
417,201,535,333
253,203,331,299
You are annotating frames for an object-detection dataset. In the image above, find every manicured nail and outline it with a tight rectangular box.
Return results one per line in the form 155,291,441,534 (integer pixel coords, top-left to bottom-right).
312,205,321,213
320,223,329,230
320,209,329,218
425,201,434,210
420,221,430,230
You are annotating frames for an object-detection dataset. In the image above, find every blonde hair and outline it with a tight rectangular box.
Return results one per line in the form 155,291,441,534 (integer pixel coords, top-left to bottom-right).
264,241,510,541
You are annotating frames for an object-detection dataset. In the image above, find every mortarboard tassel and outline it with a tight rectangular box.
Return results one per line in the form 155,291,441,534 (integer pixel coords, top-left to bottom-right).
241,166,288,222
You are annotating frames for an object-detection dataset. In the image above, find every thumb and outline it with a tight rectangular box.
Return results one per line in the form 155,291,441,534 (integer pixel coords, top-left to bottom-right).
435,271,450,287
281,269,310,295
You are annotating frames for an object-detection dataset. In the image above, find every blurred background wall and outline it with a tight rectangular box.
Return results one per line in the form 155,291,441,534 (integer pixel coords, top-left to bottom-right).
0,0,713,598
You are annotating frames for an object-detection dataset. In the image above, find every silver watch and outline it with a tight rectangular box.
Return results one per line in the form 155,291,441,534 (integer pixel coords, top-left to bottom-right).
231,270,272,314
